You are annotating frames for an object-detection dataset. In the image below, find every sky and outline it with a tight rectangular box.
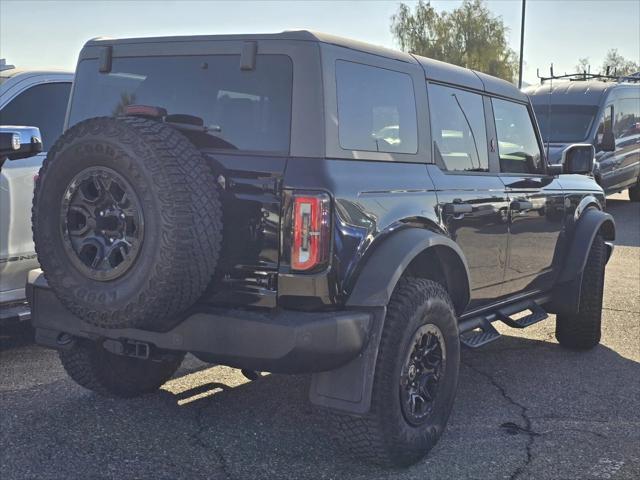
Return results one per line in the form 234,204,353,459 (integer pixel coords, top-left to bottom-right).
1,0,638,85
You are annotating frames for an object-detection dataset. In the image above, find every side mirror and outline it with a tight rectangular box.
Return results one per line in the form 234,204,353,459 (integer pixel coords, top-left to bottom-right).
0,126,43,161
598,130,615,152
561,144,595,175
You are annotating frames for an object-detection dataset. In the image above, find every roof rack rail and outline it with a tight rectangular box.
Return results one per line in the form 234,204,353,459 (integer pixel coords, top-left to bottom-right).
535,64,640,84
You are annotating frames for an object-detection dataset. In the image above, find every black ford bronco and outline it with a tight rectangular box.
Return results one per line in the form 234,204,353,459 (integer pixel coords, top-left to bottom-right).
28,31,615,467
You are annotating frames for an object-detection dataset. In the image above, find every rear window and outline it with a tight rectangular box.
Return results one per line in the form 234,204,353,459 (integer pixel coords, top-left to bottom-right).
68,54,293,153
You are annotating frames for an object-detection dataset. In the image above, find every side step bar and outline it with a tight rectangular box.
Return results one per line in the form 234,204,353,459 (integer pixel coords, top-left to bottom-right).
459,296,550,349
459,318,501,348
496,302,548,329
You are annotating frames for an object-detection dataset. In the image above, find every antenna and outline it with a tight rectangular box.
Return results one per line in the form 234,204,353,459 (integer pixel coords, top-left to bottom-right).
546,63,552,161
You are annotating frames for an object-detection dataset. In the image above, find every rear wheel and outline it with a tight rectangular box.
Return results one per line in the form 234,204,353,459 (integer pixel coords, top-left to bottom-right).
334,278,460,467
556,234,606,350
59,340,184,398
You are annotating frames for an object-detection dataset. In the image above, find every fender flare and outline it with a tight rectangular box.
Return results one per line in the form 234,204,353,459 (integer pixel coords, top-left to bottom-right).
346,227,471,312
550,207,615,315
558,208,615,284
310,228,471,415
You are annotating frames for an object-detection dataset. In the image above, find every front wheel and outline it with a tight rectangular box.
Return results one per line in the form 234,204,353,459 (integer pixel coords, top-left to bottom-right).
556,234,606,350
334,278,460,467
629,181,640,202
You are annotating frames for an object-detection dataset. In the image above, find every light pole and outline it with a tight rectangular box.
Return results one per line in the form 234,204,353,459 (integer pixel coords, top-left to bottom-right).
518,0,526,88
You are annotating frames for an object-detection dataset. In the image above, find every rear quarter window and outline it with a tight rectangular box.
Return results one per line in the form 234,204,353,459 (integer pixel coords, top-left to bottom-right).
335,60,418,154
68,54,293,153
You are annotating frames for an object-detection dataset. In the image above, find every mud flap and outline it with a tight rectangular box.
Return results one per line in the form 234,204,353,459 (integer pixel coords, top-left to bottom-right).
309,307,385,414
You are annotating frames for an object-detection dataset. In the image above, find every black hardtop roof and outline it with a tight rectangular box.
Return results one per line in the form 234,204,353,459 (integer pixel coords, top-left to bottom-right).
413,55,527,102
85,30,526,102
525,81,639,105
84,30,414,62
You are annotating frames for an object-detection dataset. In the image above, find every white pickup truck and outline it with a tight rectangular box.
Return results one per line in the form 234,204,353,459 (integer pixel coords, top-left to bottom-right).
0,60,72,322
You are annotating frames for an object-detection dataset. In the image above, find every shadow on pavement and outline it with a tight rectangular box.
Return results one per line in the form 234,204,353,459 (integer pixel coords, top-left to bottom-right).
0,321,34,351
605,198,640,247
1,333,639,480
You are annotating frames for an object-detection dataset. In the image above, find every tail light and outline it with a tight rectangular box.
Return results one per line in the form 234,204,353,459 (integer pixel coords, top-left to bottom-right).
291,192,331,272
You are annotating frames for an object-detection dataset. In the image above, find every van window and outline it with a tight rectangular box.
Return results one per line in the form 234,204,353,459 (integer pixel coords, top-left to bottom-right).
492,99,544,174
533,104,599,143
614,98,640,140
68,55,293,153
336,60,418,154
428,84,488,172
595,105,614,150
0,82,71,150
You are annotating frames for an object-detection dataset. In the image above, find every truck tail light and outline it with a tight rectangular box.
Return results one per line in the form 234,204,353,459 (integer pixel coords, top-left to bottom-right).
291,192,331,271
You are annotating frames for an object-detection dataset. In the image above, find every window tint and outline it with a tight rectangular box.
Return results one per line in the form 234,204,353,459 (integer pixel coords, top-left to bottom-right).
336,60,417,154
533,104,599,143
614,97,640,140
0,82,71,150
492,98,543,174
69,55,292,153
428,84,488,172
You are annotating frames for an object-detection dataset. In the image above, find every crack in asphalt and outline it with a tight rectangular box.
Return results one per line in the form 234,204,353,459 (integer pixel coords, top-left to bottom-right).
602,307,640,314
463,360,537,480
190,402,233,480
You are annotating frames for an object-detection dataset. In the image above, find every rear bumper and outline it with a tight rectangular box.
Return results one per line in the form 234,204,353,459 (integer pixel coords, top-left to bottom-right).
27,271,372,374
0,300,30,323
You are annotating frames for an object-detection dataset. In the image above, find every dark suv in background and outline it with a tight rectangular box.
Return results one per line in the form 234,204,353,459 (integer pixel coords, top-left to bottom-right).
527,79,640,200
28,31,614,467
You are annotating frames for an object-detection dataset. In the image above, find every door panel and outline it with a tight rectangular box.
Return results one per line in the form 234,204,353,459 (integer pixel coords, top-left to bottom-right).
490,97,565,296
501,175,565,295
426,83,508,309
428,166,509,309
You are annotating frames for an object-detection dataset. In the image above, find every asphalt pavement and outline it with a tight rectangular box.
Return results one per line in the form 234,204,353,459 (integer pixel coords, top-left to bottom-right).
1,192,638,480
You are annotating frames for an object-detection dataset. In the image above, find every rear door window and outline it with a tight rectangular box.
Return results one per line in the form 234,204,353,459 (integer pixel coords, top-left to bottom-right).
492,98,544,174
69,55,293,153
335,60,418,154
0,82,71,150
428,83,488,172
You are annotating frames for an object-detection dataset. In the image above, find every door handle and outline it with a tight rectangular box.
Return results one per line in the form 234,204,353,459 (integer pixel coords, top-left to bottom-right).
444,203,473,215
510,200,533,211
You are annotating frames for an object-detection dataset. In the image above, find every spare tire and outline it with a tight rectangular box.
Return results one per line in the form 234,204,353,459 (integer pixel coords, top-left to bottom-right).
33,116,222,331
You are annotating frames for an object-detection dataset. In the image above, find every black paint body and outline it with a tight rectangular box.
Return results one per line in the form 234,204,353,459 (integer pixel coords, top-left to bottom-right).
29,31,617,415
63,31,611,318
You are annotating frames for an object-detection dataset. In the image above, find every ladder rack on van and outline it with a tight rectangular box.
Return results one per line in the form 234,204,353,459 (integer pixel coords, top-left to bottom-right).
535,65,640,85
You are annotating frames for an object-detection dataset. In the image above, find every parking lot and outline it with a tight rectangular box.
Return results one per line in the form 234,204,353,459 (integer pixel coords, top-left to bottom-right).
0,192,638,480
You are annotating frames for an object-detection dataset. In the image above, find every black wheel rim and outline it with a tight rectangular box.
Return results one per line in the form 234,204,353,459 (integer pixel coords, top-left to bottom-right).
61,166,144,281
399,323,446,426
